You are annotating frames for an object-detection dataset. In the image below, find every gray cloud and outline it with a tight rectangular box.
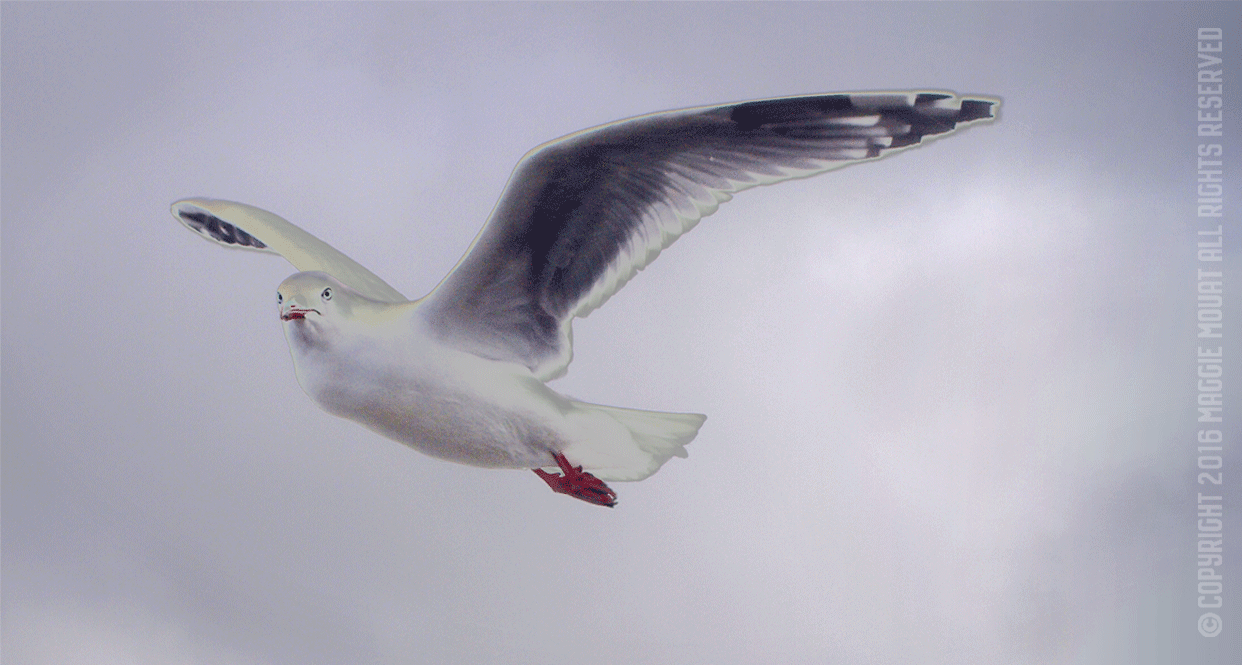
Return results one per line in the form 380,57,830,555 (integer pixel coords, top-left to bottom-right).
3,2,1236,664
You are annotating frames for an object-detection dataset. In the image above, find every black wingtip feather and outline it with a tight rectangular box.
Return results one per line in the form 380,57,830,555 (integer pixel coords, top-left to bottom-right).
179,210,268,249
729,94,854,131
958,99,996,122
728,92,995,136
914,92,953,105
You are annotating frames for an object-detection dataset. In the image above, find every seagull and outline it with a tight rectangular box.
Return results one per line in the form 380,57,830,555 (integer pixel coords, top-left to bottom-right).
172,91,997,507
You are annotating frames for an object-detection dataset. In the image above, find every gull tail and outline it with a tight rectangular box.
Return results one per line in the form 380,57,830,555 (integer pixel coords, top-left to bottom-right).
558,401,706,482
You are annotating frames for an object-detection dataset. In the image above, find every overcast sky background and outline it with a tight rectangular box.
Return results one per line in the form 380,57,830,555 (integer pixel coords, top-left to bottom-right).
2,2,1238,664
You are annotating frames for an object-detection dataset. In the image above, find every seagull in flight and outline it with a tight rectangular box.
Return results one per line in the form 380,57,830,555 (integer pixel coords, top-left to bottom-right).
172,91,997,507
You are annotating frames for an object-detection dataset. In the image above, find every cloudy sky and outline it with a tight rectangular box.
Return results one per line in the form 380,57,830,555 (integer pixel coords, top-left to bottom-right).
2,2,1237,664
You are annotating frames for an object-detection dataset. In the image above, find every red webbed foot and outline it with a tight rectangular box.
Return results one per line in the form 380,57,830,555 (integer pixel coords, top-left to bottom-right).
533,452,618,507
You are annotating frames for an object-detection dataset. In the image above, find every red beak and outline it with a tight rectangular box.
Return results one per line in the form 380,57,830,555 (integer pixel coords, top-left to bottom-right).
280,308,317,321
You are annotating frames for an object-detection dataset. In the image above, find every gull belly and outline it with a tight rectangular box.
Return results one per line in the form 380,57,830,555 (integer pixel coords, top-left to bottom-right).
283,308,568,469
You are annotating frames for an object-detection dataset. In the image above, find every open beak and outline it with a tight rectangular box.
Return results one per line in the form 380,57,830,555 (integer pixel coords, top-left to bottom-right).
280,307,319,321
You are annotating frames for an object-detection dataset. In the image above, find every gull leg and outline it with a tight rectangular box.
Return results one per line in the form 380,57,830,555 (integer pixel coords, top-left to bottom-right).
533,452,618,508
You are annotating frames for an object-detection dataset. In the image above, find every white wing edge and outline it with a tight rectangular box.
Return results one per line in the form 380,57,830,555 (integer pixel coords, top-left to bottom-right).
171,198,408,303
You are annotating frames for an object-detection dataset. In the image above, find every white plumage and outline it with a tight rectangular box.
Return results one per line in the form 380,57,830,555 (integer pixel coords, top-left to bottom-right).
172,91,997,506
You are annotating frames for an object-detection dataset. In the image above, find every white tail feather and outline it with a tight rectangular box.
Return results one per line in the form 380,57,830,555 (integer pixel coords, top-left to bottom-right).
556,402,706,482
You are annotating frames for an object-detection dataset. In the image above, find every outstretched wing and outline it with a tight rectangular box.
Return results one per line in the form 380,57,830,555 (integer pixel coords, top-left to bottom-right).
171,198,408,303
420,91,998,379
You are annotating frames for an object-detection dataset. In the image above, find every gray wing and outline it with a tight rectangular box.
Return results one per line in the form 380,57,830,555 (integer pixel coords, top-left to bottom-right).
420,91,998,379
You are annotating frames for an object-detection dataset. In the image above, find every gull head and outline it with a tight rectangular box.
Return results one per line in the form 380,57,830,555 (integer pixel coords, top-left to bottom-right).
276,271,402,355
277,271,349,321
275,271,362,347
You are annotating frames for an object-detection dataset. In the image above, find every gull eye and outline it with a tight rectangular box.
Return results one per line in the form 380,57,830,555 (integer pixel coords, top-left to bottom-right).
277,292,283,304
321,287,333,301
